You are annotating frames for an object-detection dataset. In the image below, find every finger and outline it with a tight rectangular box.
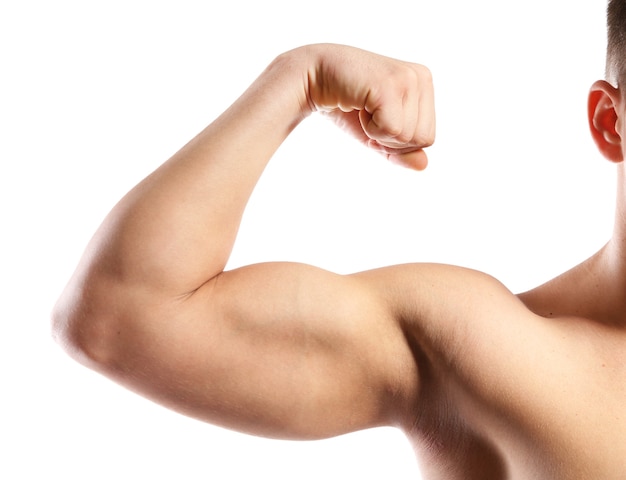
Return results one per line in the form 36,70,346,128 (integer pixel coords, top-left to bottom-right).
366,139,429,171
359,88,433,150
359,102,408,147
388,149,429,171
414,88,436,150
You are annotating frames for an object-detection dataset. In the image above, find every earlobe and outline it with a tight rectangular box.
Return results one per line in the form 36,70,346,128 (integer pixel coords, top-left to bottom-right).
588,80,624,163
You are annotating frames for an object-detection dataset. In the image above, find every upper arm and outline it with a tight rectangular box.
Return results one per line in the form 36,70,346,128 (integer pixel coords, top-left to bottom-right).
78,262,420,440
56,259,536,442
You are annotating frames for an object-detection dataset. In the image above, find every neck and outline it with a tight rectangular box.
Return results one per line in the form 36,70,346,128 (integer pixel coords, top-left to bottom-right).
612,164,626,254
520,165,626,327
562,162,626,326
601,164,626,315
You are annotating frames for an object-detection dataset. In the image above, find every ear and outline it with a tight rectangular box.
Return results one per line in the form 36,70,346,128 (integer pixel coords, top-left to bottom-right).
588,80,624,163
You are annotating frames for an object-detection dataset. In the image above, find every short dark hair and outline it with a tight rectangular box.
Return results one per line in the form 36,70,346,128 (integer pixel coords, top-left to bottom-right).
607,0,626,85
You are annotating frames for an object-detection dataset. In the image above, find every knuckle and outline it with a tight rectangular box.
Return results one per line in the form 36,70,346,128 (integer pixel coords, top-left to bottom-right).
415,129,435,148
416,64,433,83
384,121,404,139
394,128,414,144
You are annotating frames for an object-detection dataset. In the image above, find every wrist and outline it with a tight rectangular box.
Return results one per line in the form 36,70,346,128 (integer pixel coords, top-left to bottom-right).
267,45,322,120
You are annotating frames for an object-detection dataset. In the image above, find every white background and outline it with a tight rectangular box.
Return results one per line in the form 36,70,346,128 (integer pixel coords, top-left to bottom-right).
0,1,615,478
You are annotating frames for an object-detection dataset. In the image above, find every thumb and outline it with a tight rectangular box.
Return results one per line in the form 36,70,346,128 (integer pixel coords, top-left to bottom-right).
388,149,429,171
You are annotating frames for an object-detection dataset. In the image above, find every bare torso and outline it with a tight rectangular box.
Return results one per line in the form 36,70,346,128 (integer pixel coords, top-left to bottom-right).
406,252,626,479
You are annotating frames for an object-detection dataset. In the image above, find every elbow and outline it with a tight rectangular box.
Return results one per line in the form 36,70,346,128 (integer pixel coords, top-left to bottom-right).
50,298,88,365
51,278,121,370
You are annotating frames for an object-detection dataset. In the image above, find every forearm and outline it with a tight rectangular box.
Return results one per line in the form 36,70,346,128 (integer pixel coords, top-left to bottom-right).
63,43,434,300
85,48,313,295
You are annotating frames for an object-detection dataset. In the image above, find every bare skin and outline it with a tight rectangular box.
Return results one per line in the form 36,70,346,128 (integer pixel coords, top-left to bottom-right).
52,44,626,479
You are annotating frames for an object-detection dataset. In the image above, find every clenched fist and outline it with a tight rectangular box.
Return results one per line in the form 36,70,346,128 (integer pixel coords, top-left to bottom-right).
301,44,435,170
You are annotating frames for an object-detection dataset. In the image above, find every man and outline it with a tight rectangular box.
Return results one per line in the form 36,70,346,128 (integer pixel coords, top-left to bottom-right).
52,3,625,479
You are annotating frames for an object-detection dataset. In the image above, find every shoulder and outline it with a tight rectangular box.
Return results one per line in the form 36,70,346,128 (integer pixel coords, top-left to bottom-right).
352,262,535,346
353,263,548,414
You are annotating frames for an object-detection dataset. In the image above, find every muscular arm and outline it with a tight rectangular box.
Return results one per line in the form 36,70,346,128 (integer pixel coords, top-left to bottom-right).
52,44,498,440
